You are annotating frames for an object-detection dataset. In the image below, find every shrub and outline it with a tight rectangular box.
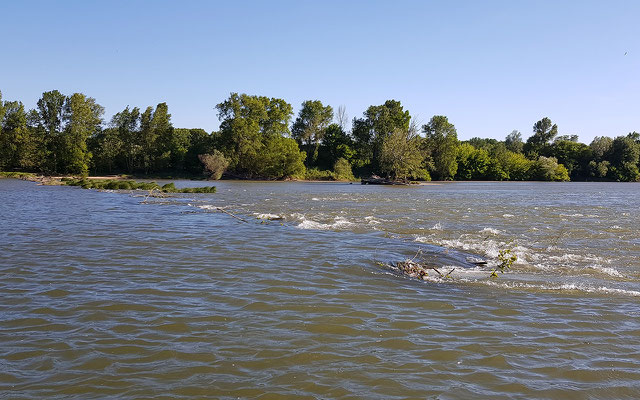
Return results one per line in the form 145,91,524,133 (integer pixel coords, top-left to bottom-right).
199,150,229,180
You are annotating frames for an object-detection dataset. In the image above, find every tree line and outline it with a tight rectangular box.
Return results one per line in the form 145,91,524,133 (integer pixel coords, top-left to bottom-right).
1,89,639,182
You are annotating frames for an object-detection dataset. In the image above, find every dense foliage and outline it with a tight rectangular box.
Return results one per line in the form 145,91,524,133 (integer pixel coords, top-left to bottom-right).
1,89,639,181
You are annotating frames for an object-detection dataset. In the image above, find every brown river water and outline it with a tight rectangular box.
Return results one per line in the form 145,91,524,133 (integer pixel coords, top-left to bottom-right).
1,178,639,399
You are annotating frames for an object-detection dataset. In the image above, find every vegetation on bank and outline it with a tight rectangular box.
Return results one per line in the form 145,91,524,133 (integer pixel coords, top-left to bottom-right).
61,178,216,193
1,89,639,182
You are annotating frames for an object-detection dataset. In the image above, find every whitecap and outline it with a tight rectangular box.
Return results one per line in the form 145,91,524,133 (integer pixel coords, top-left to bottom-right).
480,227,501,235
256,213,281,220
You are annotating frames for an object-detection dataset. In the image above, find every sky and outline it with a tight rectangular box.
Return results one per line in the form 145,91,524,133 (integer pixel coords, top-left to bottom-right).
1,0,638,143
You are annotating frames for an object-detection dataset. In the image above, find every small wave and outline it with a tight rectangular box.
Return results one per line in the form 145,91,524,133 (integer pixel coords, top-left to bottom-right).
431,223,442,231
311,197,320,201
480,281,640,297
365,216,381,225
585,265,624,278
297,216,353,230
196,205,217,210
480,227,501,235
502,214,515,218
560,213,584,217
255,213,281,220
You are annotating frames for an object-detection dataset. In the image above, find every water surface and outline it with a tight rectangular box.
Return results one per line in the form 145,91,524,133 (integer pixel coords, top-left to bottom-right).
1,179,639,398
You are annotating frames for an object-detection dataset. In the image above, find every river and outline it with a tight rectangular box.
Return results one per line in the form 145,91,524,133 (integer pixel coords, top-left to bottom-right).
1,178,639,398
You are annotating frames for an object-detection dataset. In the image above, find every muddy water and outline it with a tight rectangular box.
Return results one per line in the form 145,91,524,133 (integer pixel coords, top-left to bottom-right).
1,179,639,398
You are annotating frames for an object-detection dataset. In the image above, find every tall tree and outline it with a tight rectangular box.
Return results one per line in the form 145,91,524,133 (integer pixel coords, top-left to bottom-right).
36,90,66,172
149,102,173,171
62,93,104,175
524,117,558,158
291,100,333,164
379,127,425,181
351,100,411,170
111,106,141,173
0,101,35,170
505,130,523,153
609,135,640,181
216,93,301,178
422,115,459,180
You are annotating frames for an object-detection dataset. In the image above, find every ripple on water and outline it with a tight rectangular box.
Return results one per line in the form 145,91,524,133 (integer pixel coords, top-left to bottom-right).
2,179,640,398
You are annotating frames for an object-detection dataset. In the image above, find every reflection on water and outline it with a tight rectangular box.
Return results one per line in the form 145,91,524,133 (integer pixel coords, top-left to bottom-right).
1,179,639,398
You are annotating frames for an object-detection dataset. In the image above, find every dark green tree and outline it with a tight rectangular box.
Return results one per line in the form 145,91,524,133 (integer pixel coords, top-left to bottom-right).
62,93,104,175
524,117,558,158
505,130,524,153
111,106,141,173
422,115,459,180
351,100,411,170
291,100,333,164
609,135,640,181
379,128,425,181
36,90,66,172
216,93,301,178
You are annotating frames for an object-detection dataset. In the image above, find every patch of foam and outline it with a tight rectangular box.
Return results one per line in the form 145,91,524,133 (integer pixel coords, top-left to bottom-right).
585,265,624,278
431,223,443,231
480,280,640,297
502,214,515,218
296,216,353,230
256,213,281,220
480,227,501,235
365,216,381,225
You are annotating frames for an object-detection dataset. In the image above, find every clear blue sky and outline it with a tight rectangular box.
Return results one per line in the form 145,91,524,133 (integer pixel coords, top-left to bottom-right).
2,0,638,143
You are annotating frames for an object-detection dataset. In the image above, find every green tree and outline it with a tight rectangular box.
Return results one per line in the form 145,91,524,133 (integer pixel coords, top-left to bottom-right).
216,93,298,178
505,130,524,153
199,150,229,180
0,100,37,170
608,135,640,181
455,143,490,180
352,100,411,170
551,139,591,180
322,123,355,166
61,93,104,175
111,106,141,173
259,135,306,179
185,129,214,173
501,151,534,180
291,100,333,164
532,156,570,181
422,115,459,180
36,90,66,172
333,157,356,181
89,127,122,174
524,117,558,158
379,128,425,181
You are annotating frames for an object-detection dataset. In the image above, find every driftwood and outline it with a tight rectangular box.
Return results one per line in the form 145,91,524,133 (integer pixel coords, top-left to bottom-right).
361,175,408,185
387,250,455,280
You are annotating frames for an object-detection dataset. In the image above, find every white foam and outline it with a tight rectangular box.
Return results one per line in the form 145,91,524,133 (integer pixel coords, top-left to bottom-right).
585,265,624,278
256,213,281,220
502,214,515,218
431,223,443,231
365,216,381,225
296,216,353,230
480,280,640,297
480,227,501,235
